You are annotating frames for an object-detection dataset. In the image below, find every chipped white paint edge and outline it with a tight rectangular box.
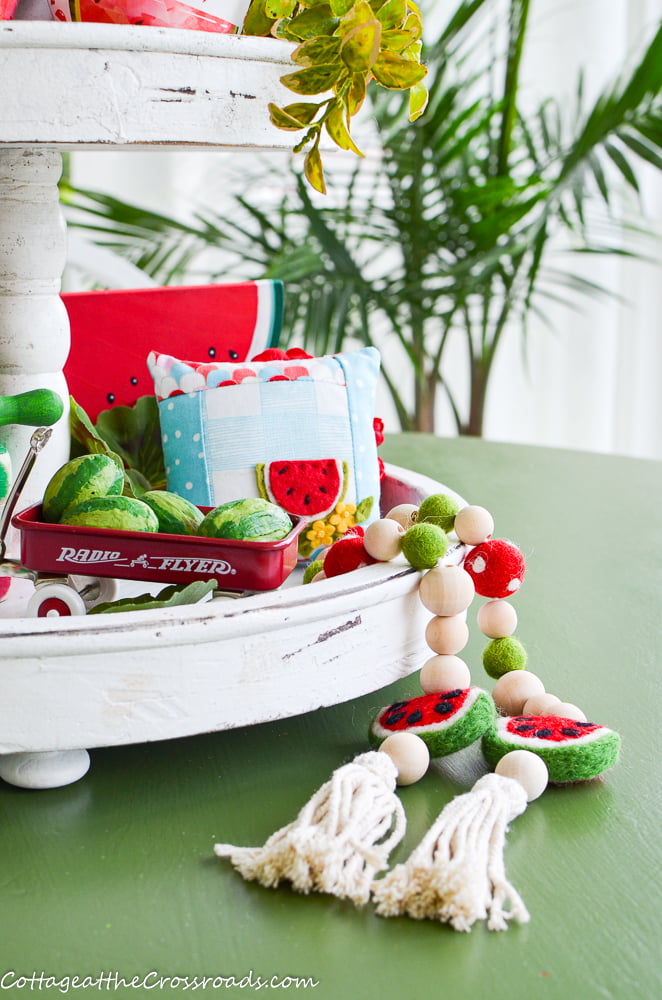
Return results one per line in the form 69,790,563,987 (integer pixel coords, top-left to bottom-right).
0,22,300,150
0,466,466,787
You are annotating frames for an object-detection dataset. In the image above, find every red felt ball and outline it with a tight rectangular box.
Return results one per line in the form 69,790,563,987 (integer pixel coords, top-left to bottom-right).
323,535,376,578
463,539,526,598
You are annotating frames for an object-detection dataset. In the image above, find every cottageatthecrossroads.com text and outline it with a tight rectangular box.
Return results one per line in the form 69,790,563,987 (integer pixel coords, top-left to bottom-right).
0,972,320,993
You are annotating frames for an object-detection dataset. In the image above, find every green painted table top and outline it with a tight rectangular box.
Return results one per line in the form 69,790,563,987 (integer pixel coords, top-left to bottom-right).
1,435,660,999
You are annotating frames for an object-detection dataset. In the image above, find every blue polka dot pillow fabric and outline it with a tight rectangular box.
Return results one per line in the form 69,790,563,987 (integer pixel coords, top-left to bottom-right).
146,347,382,523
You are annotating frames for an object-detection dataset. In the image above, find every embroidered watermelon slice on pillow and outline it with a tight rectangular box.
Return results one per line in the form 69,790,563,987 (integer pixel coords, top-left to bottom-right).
369,688,495,758
256,459,348,520
482,714,621,783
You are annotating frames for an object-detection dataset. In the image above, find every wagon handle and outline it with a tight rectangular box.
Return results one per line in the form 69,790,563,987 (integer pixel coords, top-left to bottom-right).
0,427,52,560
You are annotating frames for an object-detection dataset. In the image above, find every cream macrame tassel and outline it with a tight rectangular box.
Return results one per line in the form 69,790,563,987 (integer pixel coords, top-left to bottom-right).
371,772,529,931
215,751,406,906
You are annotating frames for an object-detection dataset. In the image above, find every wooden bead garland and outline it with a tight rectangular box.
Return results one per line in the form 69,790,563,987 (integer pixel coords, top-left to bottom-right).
218,492,621,935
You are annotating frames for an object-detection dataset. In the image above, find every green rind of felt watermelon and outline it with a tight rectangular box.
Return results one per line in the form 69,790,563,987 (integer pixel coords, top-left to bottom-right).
481,715,621,783
256,459,348,520
42,454,124,523
198,498,292,542
141,490,204,536
60,495,159,533
368,687,496,758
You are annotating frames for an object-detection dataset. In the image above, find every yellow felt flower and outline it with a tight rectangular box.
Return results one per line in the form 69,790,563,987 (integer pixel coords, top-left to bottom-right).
329,502,357,535
306,519,335,548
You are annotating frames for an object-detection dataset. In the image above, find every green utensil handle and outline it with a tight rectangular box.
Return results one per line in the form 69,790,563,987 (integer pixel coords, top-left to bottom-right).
0,389,64,428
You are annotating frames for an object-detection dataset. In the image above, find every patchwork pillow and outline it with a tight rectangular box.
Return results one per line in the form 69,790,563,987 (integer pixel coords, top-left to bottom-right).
146,347,382,549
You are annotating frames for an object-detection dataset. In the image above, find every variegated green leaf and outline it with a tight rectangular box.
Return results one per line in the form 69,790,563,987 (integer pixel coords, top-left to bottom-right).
304,143,327,194
288,5,340,39
292,34,342,67
340,20,382,72
265,0,297,18
330,0,355,14
408,78,428,120
325,100,364,155
347,71,368,115
281,63,345,95
269,103,312,131
282,101,323,125
371,50,427,89
375,0,406,30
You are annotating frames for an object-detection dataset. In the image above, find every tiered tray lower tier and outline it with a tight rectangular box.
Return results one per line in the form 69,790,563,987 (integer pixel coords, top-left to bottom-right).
0,465,465,788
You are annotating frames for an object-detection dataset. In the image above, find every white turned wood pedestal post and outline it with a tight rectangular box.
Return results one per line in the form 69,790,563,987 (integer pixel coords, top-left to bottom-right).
0,148,71,525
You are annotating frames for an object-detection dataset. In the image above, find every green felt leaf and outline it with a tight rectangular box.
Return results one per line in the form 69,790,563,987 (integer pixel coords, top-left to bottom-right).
355,496,374,522
88,579,218,615
95,396,166,492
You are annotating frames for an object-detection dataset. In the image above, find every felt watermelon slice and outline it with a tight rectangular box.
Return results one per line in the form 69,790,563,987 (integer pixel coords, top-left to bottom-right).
482,714,621,783
256,459,348,520
63,280,283,421
369,687,495,758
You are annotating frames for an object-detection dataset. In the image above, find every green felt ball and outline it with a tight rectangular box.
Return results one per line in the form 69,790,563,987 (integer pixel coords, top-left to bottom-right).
401,522,448,570
483,636,528,679
303,559,325,584
417,493,461,532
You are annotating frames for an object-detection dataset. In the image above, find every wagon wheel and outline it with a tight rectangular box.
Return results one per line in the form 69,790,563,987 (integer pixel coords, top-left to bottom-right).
67,574,120,609
27,581,87,618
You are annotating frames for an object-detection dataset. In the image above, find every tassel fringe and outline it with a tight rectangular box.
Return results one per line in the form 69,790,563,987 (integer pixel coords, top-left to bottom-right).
371,773,529,931
215,751,406,906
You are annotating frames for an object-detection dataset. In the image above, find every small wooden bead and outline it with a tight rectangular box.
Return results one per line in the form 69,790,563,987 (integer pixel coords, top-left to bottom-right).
477,599,518,638
492,669,545,716
385,503,419,530
454,505,494,545
425,615,470,655
545,701,588,723
363,518,405,561
379,732,430,785
419,654,471,693
419,565,475,617
522,692,561,715
495,750,549,802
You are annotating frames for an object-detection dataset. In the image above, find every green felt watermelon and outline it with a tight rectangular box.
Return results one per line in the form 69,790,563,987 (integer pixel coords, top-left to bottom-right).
42,453,124,523
482,714,621,783
141,490,204,536
60,495,159,533
198,498,292,542
369,687,495,758
256,458,347,519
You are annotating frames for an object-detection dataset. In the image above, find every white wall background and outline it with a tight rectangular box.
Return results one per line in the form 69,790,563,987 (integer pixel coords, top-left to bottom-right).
65,0,662,459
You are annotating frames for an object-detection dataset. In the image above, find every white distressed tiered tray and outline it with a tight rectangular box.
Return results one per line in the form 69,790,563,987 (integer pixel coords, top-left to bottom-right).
0,23,462,790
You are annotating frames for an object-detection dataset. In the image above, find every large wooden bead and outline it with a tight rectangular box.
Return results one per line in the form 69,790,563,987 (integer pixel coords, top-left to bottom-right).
425,615,470,655
522,692,561,715
477,599,518,638
419,565,475,617
419,654,471,693
379,731,430,785
454,505,494,545
495,750,549,801
492,669,545,716
385,503,418,530
363,518,405,561
546,701,588,723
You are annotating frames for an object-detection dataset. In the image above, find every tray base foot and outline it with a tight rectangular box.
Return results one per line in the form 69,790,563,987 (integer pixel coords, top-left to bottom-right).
0,749,90,789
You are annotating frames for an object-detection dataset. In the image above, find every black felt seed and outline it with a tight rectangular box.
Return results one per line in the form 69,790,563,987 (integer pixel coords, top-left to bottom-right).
385,711,406,726
388,701,408,711
434,701,454,715
515,724,537,732
535,728,553,738
406,710,423,725
561,727,581,738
